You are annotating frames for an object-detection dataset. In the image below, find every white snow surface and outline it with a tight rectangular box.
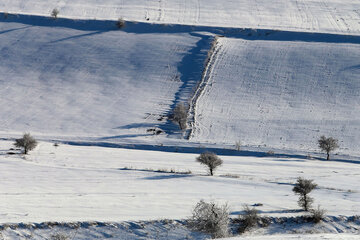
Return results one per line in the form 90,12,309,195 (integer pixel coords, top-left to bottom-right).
0,20,207,141
221,234,360,240
191,37,360,156
0,140,359,224
1,0,360,35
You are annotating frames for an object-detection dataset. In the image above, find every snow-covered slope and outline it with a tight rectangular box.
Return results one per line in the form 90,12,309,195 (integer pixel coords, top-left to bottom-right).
1,140,359,223
221,234,360,240
0,20,211,140
191,37,360,156
1,0,360,35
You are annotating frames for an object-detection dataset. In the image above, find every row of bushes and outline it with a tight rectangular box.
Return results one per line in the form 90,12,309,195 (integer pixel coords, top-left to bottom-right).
189,177,326,238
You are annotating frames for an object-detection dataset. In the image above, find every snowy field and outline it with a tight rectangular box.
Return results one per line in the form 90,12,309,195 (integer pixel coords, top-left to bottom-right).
1,0,360,35
0,20,211,141
222,234,360,240
1,140,359,224
191,37,360,156
0,1,359,239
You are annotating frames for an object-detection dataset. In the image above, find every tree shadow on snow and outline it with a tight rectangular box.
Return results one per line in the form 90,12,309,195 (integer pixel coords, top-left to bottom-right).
230,209,302,216
142,174,193,180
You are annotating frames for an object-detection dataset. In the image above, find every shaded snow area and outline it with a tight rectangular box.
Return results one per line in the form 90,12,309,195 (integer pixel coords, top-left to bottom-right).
1,0,360,35
0,140,359,225
0,221,209,240
0,19,211,141
0,217,359,239
191,37,360,156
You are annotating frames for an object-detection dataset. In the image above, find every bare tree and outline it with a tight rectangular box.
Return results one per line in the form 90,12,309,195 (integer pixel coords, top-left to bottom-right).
51,8,59,19
318,136,339,160
173,103,187,130
14,133,38,154
292,177,317,211
188,200,229,238
196,152,223,176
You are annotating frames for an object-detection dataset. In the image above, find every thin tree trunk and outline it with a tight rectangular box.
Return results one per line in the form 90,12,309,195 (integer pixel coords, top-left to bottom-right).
327,152,330,160
304,194,308,211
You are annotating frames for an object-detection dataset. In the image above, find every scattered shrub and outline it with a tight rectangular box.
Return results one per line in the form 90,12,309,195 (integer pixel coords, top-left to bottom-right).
267,150,275,155
318,136,339,160
14,133,38,154
196,152,223,176
51,8,59,19
310,205,326,223
172,103,188,130
292,177,317,211
116,18,126,29
51,233,69,240
235,141,241,151
54,142,59,147
238,205,259,233
188,200,229,238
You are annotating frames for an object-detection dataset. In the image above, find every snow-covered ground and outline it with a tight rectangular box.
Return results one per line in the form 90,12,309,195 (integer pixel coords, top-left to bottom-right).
0,20,211,141
191,37,360,156
222,234,360,240
1,0,360,35
0,2,359,239
0,140,359,224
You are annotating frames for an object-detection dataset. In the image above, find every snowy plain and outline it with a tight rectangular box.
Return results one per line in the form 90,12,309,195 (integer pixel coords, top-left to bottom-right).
0,0,359,239
1,0,360,35
191,37,360,156
0,140,359,223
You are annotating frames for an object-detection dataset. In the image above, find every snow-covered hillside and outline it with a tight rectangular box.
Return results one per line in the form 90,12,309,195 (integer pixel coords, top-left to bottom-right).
1,140,359,223
0,19,211,140
1,0,360,35
191,37,360,156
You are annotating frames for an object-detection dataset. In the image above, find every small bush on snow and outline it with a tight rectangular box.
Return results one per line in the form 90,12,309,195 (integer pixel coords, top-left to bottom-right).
310,205,326,223
116,18,126,29
238,205,259,233
188,200,229,238
51,233,69,240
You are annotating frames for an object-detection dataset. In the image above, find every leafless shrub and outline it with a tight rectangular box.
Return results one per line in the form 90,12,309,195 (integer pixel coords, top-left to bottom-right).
318,136,339,160
172,103,188,130
51,233,69,240
116,18,126,29
267,150,275,155
292,177,317,211
51,8,59,19
14,133,37,154
238,205,259,233
235,141,241,151
188,200,229,238
310,205,326,223
196,152,223,176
